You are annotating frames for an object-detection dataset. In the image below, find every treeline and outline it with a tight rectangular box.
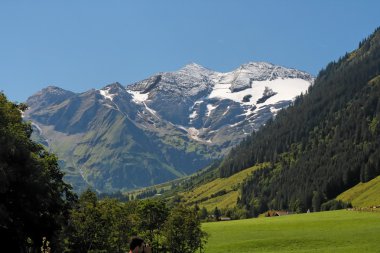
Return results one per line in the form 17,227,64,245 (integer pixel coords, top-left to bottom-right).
98,190,130,201
63,190,206,253
219,27,380,215
0,93,206,253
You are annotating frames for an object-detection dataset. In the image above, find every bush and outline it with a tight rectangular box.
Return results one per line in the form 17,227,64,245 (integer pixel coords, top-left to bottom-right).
320,200,352,211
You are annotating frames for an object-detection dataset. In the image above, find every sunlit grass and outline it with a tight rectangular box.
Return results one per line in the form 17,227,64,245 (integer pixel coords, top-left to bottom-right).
337,176,380,208
181,163,268,211
203,210,380,253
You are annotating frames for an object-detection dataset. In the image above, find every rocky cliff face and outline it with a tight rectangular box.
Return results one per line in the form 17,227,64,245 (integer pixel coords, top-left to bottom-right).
24,62,314,192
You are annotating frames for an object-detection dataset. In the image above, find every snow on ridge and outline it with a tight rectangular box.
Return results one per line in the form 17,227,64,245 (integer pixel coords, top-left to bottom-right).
209,78,310,106
206,104,218,117
270,106,282,115
223,106,230,116
189,110,198,120
127,90,149,103
143,102,160,120
99,88,116,101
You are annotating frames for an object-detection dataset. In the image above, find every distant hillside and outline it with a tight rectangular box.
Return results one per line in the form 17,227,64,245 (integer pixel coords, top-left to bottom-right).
180,164,268,211
216,27,380,215
337,176,380,208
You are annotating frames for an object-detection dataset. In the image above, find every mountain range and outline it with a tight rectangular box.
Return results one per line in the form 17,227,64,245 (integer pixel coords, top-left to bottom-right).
24,62,314,192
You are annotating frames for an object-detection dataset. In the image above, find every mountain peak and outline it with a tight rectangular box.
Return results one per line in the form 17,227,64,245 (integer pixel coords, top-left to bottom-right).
101,82,125,90
26,86,75,111
240,61,274,69
99,82,126,101
42,85,71,93
179,62,214,74
183,62,205,68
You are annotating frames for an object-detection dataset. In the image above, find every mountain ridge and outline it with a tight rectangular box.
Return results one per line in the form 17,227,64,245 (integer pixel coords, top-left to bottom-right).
24,61,314,192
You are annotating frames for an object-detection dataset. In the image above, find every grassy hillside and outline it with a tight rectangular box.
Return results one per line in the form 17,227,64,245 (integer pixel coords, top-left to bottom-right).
180,163,268,211
336,176,380,208
203,210,380,253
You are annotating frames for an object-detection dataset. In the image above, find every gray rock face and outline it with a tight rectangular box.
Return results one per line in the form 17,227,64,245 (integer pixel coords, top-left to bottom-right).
128,62,313,146
26,86,75,113
24,62,314,192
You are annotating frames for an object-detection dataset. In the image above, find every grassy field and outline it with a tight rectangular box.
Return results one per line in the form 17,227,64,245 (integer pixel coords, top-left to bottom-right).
337,176,380,208
180,163,268,211
202,210,380,252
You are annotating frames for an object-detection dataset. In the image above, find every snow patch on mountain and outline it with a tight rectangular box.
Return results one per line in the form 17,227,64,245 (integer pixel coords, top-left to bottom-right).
223,106,231,116
270,106,282,115
127,90,149,103
99,88,116,101
209,78,308,106
143,102,160,119
189,110,198,120
206,104,218,117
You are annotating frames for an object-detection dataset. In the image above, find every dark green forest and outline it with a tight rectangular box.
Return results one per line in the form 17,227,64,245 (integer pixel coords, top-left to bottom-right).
219,27,380,215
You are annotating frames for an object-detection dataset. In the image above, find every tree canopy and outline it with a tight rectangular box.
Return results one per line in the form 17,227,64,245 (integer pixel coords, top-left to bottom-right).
0,93,76,251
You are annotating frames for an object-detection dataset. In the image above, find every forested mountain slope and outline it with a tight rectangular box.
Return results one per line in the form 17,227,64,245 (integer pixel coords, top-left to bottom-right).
218,27,380,215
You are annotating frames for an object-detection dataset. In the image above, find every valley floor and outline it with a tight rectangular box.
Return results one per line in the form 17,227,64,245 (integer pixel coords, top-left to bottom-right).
203,210,380,253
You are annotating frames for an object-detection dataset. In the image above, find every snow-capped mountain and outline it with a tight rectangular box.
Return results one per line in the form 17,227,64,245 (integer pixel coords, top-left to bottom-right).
24,62,314,192
127,62,313,146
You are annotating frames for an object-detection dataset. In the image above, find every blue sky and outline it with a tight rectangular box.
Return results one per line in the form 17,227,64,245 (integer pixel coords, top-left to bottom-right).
1,0,380,102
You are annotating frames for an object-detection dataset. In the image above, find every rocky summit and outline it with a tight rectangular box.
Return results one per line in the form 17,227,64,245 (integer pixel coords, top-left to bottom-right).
24,62,314,192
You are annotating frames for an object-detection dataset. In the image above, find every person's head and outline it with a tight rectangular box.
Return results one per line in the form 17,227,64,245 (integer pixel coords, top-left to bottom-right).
129,236,149,253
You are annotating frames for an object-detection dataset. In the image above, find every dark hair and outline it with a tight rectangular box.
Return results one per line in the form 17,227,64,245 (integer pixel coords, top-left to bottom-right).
129,236,144,250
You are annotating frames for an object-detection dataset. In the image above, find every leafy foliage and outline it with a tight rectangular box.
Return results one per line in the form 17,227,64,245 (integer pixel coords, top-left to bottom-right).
64,189,133,252
162,205,208,253
0,93,76,250
63,190,207,253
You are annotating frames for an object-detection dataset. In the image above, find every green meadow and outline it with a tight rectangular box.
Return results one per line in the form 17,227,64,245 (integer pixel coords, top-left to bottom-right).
203,210,380,253
337,175,380,208
181,164,268,211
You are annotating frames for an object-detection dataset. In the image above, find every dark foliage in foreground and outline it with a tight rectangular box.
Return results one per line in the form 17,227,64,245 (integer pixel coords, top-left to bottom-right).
0,93,76,251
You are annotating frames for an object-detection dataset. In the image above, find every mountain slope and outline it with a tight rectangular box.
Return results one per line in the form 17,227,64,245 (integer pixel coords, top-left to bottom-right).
26,84,216,192
336,176,380,208
180,163,268,211
25,62,313,192
216,27,380,215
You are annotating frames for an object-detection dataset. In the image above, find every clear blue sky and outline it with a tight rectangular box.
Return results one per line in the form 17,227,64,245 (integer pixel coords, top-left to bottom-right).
1,0,379,102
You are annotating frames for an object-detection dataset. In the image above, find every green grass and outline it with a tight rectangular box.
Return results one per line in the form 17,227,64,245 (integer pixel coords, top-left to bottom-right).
337,176,380,208
181,163,268,211
203,210,380,253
